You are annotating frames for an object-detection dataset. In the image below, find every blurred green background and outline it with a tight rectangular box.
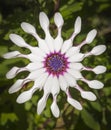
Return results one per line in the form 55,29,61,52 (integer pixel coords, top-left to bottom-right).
0,0,111,130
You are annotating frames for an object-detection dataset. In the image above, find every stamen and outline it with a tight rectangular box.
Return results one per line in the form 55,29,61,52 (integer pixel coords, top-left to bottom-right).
44,52,69,77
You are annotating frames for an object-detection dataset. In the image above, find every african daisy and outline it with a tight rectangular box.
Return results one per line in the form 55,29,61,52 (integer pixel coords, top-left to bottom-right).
3,12,106,117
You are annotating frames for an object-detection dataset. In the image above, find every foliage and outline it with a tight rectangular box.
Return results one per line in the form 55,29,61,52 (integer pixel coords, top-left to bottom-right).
0,0,111,129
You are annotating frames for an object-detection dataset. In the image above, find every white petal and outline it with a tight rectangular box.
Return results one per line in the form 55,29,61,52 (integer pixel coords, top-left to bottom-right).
67,68,82,79
87,80,104,89
67,97,82,110
54,12,64,28
92,65,107,74
37,94,48,114
31,47,46,57
16,87,37,103
38,39,50,54
8,79,29,93
54,36,63,52
61,39,72,54
34,73,48,90
6,65,37,79
65,47,80,57
51,76,60,95
64,73,76,87
74,16,81,34
39,12,49,31
27,68,45,80
69,63,83,70
68,53,84,62
91,45,106,55
59,75,68,91
51,100,60,118
85,29,97,44
6,67,20,79
45,34,55,52
30,32,50,54
81,91,97,101
3,52,39,62
6,64,43,79
26,53,44,62
21,22,36,34
43,75,53,94
39,13,54,52
9,34,28,47
36,75,50,115
26,62,43,71
3,51,20,59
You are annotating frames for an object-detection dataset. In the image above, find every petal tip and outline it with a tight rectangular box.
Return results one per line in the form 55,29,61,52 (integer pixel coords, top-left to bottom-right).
74,16,82,34
86,29,97,44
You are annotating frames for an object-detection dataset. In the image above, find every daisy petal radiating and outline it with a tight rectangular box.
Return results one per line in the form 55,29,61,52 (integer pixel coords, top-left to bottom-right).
9,34,29,48
51,99,60,118
51,76,60,95
3,51,20,59
37,93,49,114
82,79,104,89
17,90,32,103
75,85,97,101
68,53,84,62
9,79,30,94
91,45,106,55
81,91,97,101
33,73,48,90
59,75,68,91
69,63,83,70
65,46,80,57
54,36,63,52
21,22,36,34
38,39,50,54
54,13,64,52
6,67,22,79
54,12,64,28
27,53,44,62
31,47,44,56
27,68,45,80
67,97,82,110
39,13,54,52
43,75,53,94
74,16,81,34
37,75,53,114
4,11,106,117
39,12,49,31
88,80,104,89
70,16,82,41
26,62,43,71
85,29,97,44
64,73,76,87
92,65,107,74
61,39,72,54
67,68,83,79
16,86,37,103
6,62,44,79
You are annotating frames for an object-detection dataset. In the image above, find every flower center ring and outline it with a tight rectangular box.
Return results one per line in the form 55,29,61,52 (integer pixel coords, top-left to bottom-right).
44,52,69,77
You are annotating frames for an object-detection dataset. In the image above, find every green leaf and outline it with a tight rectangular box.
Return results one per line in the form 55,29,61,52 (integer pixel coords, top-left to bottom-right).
0,46,8,55
81,109,100,130
60,2,83,19
103,87,111,96
0,113,18,125
25,102,32,111
90,102,102,112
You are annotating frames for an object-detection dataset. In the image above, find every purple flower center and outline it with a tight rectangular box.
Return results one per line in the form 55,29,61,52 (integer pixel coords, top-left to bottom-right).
44,52,69,77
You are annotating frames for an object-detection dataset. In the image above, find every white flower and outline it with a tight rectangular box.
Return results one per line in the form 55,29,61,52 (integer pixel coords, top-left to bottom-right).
3,12,106,118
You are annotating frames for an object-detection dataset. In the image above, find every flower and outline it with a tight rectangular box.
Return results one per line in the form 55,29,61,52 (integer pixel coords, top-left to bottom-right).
3,12,106,118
